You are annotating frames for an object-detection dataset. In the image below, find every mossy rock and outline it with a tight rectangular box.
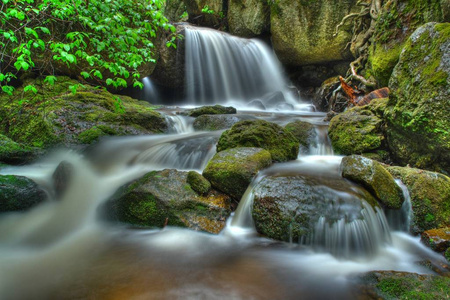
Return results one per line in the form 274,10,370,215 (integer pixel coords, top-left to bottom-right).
187,171,211,196
0,175,48,212
217,120,299,162
387,166,450,234
228,0,270,37
421,227,450,252
284,120,316,154
357,271,450,300
105,169,231,234
0,134,42,164
341,155,404,209
0,77,167,150
202,147,272,200
367,0,445,87
270,0,358,66
193,114,257,131
386,23,450,173
329,99,388,155
186,105,237,117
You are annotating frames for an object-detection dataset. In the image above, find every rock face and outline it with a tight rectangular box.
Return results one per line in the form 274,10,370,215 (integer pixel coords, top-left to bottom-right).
105,169,231,234
193,114,257,131
328,99,387,155
228,0,270,37
387,166,450,234
184,0,225,28
0,175,48,212
217,120,299,162
251,173,381,255
341,155,404,209
385,23,450,173
270,0,358,66
202,147,272,200
0,77,167,149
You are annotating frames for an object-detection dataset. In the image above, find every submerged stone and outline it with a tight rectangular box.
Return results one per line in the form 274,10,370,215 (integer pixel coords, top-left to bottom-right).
341,155,404,209
0,175,47,212
105,169,231,234
193,114,256,131
202,147,272,201
217,120,299,162
387,166,450,234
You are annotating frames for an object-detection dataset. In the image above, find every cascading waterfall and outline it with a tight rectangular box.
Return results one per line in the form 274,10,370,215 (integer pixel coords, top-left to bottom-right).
185,26,308,110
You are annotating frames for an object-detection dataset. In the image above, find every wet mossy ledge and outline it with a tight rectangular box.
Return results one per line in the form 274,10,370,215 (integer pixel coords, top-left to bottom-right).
0,77,168,155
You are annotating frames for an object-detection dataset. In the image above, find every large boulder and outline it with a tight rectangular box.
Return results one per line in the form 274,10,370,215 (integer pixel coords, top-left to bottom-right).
387,166,450,234
228,0,270,37
385,23,450,173
341,155,404,209
193,114,256,131
367,0,446,87
202,147,272,200
328,99,388,155
0,77,167,149
270,0,358,66
251,173,382,257
217,120,299,162
105,169,231,234
0,175,48,212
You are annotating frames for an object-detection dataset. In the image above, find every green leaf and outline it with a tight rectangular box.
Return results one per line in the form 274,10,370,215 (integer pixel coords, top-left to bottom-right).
1,85,15,95
80,71,91,79
25,27,39,39
24,84,38,94
44,76,57,85
93,70,103,79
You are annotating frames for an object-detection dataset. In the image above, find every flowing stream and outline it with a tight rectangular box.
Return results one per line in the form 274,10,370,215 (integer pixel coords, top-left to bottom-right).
0,27,446,299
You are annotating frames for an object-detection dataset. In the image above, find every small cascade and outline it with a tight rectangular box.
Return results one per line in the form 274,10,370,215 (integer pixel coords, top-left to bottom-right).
165,114,194,133
309,125,334,156
142,77,160,101
385,179,413,232
184,27,301,109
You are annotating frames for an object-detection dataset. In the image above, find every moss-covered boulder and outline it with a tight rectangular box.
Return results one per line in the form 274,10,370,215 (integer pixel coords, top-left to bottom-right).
185,105,237,117
202,147,271,200
284,120,316,154
187,171,211,196
252,173,381,256
0,134,42,164
341,155,404,209
0,77,167,149
217,120,299,162
0,175,48,212
328,98,388,155
228,0,269,37
387,166,450,234
421,227,450,253
193,114,256,131
270,0,358,66
385,23,450,173
367,0,446,87
356,271,450,300
105,169,231,234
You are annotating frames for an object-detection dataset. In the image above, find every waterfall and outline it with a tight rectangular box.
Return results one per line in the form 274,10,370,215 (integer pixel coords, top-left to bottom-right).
184,26,302,109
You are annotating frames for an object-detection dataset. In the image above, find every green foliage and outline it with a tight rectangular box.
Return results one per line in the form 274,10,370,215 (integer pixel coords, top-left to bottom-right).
0,0,177,94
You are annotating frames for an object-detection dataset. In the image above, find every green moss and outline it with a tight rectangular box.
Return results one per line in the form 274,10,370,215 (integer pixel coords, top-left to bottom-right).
376,275,450,300
368,43,404,87
217,120,299,162
187,105,236,117
445,248,450,261
187,171,211,196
